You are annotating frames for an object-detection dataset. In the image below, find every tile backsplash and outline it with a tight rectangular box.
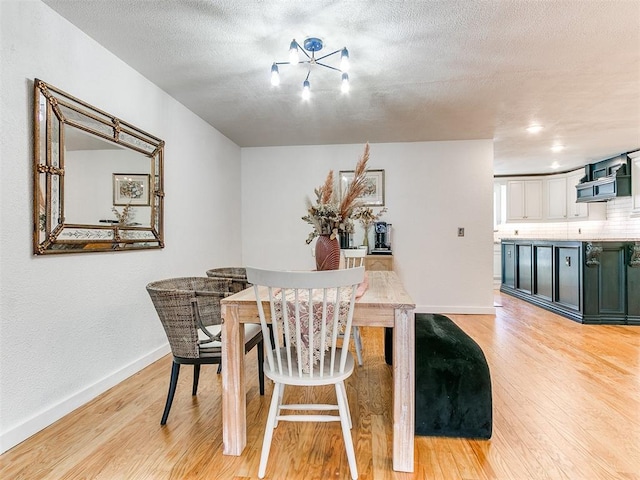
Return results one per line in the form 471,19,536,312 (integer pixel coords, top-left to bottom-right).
495,197,640,241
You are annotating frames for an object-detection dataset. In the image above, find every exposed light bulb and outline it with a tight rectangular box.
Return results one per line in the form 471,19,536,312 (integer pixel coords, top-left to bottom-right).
340,47,350,72
341,73,350,93
289,40,299,65
527,124,543,134
270,63,280,86
302,79,311,100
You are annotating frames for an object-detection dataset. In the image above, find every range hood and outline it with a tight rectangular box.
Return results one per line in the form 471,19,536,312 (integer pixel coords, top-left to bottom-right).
576,153,632,203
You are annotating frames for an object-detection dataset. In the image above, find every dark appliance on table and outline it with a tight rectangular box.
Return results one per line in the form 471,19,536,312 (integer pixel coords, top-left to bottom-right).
371,221,392,254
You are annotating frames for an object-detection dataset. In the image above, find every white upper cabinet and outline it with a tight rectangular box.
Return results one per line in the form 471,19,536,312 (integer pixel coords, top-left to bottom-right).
503,171,605,223
507,179,542,221
565,171,589,219
546,176,567,219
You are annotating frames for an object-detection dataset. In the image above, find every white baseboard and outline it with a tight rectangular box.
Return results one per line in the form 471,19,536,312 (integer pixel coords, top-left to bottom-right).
416,305,496,315
0,343,170,454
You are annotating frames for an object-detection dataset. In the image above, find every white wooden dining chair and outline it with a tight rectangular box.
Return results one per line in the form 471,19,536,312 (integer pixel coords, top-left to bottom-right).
246,266,365,480
341,248,367,365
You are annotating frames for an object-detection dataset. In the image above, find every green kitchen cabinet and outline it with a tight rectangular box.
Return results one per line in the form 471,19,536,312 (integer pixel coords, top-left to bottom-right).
502,242,515,288
534,244,553,301
556,246,580,311
501,239,639,325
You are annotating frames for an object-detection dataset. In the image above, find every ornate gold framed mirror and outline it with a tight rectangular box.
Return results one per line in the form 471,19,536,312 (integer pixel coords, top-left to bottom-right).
33,79,165,254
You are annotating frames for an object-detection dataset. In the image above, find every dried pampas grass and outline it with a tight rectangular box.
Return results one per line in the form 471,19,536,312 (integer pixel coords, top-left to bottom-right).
339,143,370,220
303,143,372,244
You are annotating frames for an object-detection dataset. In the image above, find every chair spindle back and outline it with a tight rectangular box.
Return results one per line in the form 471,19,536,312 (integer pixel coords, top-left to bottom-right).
246,267,365,379
342,248,367,269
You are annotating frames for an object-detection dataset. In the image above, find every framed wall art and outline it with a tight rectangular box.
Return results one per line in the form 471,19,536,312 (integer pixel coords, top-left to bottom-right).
339,169,385,206
113,173,150,206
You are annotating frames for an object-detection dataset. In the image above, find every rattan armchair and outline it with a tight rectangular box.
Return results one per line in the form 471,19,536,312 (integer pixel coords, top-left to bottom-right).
205,267,249,294
146,277,264,425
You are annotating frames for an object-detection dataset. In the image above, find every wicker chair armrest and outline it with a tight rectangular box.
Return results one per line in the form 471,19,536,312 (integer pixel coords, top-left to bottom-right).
197,322,221,344
193,290,230,342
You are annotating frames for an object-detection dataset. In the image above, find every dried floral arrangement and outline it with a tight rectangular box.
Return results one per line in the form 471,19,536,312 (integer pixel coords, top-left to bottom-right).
112,204,134,226
302,143,371,244
354,206,388,230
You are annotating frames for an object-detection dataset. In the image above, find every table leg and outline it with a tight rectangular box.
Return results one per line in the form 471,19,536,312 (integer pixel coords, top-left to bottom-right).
222,303,246,455
392,307,415,472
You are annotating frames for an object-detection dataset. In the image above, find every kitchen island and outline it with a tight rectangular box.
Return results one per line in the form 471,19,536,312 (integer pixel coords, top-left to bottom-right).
500,239,640,325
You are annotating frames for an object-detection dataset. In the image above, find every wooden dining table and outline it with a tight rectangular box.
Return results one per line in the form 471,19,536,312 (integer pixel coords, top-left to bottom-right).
220,270,416,472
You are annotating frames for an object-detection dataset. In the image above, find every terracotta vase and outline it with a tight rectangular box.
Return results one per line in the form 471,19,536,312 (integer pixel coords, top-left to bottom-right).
315,234,341,271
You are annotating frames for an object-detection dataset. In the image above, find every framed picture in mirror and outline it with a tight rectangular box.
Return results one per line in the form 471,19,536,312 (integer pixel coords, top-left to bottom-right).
113,173,150,206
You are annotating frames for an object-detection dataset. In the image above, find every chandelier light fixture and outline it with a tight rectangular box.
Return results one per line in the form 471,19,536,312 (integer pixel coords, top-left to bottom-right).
270,37,350,99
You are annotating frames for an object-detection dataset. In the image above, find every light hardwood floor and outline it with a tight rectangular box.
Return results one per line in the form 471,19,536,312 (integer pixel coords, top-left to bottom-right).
2,292,639,479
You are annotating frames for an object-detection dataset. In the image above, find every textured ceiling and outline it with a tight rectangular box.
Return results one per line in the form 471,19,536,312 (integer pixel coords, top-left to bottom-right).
42,0,640,175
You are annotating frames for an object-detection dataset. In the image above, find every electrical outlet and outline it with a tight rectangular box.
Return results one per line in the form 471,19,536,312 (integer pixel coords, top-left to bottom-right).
458,227,464,237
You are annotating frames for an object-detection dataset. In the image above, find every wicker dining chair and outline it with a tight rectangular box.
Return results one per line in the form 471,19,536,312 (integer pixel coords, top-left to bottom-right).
205,267,250,294
146,277,264,425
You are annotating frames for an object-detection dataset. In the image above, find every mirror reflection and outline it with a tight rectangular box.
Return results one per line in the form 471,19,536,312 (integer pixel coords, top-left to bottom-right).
33,79,164,254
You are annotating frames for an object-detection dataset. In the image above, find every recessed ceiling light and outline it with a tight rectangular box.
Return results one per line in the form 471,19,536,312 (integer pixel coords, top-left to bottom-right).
550,161,560,169
551,144,564,153
527,124,543,134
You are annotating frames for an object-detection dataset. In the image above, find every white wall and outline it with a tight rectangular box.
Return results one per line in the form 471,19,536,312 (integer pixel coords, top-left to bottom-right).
0,0,242,453
241,141,495,313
